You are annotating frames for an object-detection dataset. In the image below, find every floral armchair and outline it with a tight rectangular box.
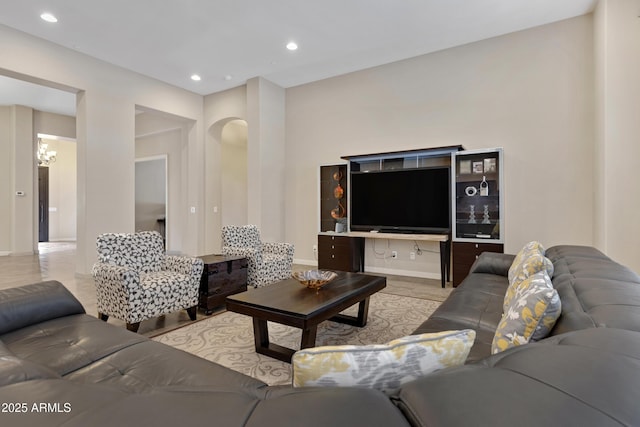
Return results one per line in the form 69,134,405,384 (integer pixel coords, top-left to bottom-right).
92,231,204,332
221,225,294,288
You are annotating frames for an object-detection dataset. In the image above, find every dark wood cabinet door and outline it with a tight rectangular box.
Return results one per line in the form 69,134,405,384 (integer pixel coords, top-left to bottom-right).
452,241,503,287
318,235,364,272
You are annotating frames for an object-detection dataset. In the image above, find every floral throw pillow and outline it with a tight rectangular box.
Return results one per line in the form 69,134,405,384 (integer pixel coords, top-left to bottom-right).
492,271,561,354
505,242,554,311
292,330,475,394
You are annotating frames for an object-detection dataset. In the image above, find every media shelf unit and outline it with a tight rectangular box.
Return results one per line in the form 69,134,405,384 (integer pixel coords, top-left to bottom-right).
451,148,504,286
316,146,464,287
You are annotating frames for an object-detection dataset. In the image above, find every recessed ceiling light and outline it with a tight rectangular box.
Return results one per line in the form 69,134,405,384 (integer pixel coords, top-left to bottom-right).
40,12,58,23
191,74,201,81
224,75,233,81
286,41,298,51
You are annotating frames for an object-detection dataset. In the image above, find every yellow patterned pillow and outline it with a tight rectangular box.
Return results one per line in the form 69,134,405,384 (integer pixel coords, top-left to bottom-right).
492,272,561,354
291,330,475,393
505,242,554,311
508,241,548,283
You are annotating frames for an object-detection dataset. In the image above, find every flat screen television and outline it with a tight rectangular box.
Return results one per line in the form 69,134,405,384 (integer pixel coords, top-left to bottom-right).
350,167,450,234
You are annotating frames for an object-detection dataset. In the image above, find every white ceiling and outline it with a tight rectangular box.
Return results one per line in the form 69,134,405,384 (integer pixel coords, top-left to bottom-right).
0,0,596,116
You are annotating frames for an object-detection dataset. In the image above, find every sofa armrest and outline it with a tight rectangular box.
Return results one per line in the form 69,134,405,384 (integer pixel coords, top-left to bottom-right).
165,255,204,279
0,281,85,335
469,252,515,277
223,246,261,264
263,242,294,258
92,263,140,291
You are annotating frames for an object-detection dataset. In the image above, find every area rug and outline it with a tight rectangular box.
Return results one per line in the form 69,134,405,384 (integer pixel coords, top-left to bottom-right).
153,292,440,385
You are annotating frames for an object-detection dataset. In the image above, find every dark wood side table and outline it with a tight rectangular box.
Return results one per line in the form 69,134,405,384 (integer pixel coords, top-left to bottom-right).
198,254,248,315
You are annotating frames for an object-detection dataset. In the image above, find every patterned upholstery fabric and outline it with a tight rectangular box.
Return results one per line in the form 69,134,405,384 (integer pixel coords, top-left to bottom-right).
505,241,554,311
292,330,475,394
92,231,204,329
492,271,561,354
221,225,294,288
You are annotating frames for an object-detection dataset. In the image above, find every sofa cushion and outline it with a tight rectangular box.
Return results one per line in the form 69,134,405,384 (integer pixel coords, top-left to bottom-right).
292,330,475,393
413,271,508,362
394,328,640,427
492,272,561,354
546,245,640,336
0,281,85,335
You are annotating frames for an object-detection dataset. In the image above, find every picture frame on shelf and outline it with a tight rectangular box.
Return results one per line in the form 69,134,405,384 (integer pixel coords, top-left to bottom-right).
484,158,497,173
459,160,471,174
472,161,483,174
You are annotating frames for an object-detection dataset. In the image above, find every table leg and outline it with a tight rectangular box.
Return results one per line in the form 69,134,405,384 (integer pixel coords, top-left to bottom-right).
252,318,296,363
439,240,447,288
253,317,270,350
300,326,318,349
330,297,370,327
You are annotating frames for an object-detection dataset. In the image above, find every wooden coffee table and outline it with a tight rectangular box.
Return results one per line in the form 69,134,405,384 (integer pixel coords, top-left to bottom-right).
225,272,386,363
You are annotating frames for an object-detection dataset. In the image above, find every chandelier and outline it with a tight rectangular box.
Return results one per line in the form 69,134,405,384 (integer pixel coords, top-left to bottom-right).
37,139,57,166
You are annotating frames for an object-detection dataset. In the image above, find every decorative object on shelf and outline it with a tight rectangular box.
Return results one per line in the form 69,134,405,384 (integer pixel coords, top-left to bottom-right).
472,161,483,174
482,205,491,224
484,158,497,173
331,202,346,220
292,270,338,291
320,164,348,232
468,205,476,224
459,160,471,174
480,176,489,196
330,167,346,226
37,138,57,166
465,186,477,196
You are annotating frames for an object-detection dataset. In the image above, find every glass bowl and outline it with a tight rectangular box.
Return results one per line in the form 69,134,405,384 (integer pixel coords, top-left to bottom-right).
292,270,338,290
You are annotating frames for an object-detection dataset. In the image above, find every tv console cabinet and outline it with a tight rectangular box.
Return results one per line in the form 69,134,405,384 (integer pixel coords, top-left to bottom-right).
317,232,451,288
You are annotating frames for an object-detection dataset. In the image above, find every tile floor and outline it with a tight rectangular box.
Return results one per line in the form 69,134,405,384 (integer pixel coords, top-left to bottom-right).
0,242,452,336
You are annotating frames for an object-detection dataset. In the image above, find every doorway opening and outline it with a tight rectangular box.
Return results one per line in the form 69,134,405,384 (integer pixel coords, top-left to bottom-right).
37,134,77,245
135,156,168,246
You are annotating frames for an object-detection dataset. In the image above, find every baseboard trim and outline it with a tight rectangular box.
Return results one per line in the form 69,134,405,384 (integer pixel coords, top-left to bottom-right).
0,251,10,256
293,258,441,280
364,266,441,280
294,258,318,267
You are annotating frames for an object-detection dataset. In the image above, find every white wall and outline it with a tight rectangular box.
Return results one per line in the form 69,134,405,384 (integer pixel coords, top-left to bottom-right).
594,0,640,272
285,16,595,276
203,86,248,254
0,24,204,273
221,120,248,227
247,77,287,243
0,107,13,254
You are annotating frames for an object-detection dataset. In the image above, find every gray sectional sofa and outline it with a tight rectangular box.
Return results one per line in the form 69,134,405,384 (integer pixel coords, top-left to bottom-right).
1,245,640,426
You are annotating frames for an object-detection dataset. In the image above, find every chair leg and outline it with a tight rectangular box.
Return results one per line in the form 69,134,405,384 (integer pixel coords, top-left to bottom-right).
186,305,197,321
98,312,109,322
126,322,140,333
